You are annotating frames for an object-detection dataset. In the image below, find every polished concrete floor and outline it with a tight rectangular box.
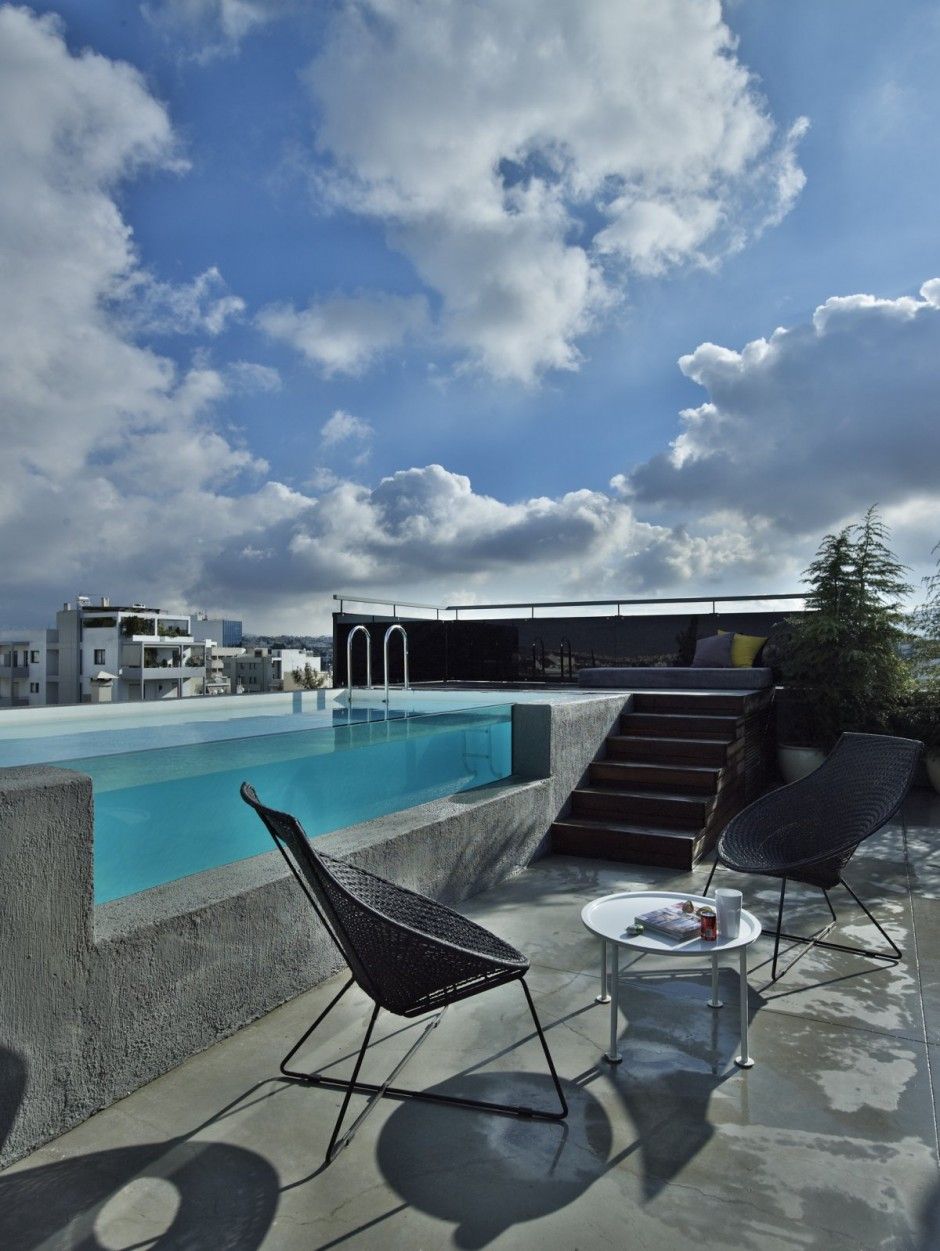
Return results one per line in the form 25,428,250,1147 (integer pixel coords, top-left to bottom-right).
3,789,940,1250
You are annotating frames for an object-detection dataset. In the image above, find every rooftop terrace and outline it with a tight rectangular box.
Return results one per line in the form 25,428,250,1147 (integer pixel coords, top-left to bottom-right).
3,786,939,1250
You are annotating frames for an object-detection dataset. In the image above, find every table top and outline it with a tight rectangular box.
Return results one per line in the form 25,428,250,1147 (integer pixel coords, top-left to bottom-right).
581,890,761,956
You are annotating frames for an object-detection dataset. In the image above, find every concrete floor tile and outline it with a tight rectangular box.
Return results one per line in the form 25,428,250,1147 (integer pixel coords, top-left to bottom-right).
4,788,940,1250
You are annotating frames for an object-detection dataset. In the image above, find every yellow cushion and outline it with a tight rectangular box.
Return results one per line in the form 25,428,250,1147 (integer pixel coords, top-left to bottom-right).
718,629,767,668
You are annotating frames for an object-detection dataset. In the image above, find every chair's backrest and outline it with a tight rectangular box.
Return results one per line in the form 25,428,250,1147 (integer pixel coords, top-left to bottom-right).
718,732,922,876
239,782,381,1003
810,733,922,845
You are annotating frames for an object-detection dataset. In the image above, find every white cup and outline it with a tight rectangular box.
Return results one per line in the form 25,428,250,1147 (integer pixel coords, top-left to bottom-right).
714,888,742,939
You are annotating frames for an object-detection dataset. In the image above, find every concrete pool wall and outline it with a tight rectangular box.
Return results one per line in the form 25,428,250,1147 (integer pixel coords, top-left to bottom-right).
0,692,628,1166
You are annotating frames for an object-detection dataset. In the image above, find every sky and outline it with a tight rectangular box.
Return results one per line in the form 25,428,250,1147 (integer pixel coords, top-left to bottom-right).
1,0,939,633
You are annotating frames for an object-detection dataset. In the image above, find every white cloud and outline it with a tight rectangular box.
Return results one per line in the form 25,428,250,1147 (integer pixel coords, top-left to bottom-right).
320,409,373,448
117,266,246,336
626,279,940,540
226,360,282,391
303,0,806,382
0,8,310,625
2,6,795,637
143,0,283,61
258,292,429,376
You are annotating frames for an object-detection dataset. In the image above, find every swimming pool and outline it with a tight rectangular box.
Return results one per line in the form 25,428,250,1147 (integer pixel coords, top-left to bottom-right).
0,691,517,903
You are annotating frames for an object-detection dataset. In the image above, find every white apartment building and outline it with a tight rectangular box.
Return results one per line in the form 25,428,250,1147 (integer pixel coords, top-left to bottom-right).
216,646,322,694
0,630,55,708
53,597,205,704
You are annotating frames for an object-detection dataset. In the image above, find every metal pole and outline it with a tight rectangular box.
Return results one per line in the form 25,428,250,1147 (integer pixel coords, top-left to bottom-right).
596,940,610,1004
606,944,621,1063
346,625,372,706
735,947,754,1068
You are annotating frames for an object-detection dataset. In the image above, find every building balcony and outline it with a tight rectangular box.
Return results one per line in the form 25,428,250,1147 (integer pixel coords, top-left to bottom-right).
0,665,29,679
120,666,186,682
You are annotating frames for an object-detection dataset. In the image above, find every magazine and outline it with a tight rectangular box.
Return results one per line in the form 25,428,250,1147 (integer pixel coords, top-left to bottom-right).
635,901,701,940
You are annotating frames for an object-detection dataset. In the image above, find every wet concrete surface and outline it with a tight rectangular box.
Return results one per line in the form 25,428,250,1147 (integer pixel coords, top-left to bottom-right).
3,789,940,1249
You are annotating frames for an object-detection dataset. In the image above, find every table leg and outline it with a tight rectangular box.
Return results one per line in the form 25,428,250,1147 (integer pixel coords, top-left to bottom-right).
708,953,723,1009
605,944,621,1064
735,946,754,1068
595,938,610,1004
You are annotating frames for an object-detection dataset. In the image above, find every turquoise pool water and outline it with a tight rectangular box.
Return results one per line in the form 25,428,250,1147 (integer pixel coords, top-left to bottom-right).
6,701,513,903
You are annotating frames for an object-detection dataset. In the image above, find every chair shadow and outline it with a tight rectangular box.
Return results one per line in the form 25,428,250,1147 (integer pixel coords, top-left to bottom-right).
359,980,745,1249
0,1066,282,1251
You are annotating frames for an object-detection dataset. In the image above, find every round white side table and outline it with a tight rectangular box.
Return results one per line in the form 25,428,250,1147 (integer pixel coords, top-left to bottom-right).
581,890,762,1068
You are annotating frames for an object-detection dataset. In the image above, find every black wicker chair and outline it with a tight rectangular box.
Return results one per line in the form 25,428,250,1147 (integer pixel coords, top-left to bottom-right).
703,733,922,981
240,783,567,1163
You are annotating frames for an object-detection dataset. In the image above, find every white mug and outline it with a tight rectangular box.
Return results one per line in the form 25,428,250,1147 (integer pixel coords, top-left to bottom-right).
714,888,742,939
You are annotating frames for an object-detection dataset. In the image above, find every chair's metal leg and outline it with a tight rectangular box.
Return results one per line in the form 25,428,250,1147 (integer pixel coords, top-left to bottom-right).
324,1003,380,1163
519,978,569,1119
763,877,900,982
281,975,568,1165
703,858,719,895
834,877,903,960
771,877,786,981
281,975,355,1079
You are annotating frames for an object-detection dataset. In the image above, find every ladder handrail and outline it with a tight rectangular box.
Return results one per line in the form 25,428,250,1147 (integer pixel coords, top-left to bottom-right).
383,624,409,705
346,625,371,705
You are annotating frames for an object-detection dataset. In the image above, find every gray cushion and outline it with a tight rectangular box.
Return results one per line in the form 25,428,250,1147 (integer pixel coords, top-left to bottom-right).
692,632,733,668
578,666,773,690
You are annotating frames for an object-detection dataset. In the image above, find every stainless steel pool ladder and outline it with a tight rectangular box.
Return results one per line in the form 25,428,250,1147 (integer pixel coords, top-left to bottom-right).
346,624,372,705
383,624,409,705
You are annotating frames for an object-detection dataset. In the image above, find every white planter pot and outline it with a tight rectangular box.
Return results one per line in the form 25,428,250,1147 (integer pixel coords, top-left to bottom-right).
927,753,940,795
778,744,827,785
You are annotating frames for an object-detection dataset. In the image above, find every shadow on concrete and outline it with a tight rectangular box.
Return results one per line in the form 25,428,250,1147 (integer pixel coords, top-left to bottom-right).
0,1081,281,1251
375,1070,603,1249
364,991,741,1247
0,1046,27,1158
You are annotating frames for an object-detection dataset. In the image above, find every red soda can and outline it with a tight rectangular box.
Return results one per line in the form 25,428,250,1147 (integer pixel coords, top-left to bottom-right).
700,911,717,941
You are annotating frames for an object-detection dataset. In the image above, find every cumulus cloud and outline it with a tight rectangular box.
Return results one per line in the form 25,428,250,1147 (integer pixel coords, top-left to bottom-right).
0,6,805,636
303,0,806,382
258,292,429,376
626,279,940,534
0,8,310,623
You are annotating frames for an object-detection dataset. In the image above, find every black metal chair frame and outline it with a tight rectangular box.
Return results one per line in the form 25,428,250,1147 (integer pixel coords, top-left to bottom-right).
241,783,567,1164
702,733,922,982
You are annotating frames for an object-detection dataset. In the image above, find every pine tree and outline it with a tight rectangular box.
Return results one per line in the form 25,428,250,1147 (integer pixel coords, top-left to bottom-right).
784,507,912,748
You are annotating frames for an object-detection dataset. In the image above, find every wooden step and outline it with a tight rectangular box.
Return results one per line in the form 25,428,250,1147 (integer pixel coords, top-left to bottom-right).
606,734,731,766
551,817,704,870
620,711,739,741
632,691,749,715
589,759,721,792
571,786,709,827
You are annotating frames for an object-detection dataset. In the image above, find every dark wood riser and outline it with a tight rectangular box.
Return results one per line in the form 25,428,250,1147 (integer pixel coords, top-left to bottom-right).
551,686,774,870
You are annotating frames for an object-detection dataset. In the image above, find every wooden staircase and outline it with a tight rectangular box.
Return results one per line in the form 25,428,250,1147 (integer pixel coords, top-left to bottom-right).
551,689,774,870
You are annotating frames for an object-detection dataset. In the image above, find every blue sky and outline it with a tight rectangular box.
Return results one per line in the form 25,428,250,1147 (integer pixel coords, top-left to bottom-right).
2,1,939,630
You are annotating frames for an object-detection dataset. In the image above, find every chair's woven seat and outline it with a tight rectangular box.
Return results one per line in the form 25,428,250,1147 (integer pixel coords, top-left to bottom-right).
314,851,527,1016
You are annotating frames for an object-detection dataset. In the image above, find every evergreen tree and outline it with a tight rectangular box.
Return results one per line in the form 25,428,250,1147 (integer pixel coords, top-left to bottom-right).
784,507,912,748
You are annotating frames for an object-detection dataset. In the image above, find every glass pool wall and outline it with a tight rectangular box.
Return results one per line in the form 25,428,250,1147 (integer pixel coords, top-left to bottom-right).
5,700,513,903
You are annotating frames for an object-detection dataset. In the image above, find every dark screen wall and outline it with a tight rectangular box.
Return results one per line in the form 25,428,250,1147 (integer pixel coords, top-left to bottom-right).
333,610,799,686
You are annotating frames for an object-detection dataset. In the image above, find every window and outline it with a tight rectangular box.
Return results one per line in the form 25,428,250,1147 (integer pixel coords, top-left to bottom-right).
30,650,39,663
29,682,40,693
94,649,106,665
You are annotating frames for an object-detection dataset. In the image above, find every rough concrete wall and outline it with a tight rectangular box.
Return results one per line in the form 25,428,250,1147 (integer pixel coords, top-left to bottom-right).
513,694,630,852
0,696,617,1166
0,768,93,1163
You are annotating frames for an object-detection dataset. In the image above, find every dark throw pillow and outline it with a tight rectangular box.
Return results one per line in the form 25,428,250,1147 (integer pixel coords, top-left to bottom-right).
691,632,734,668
